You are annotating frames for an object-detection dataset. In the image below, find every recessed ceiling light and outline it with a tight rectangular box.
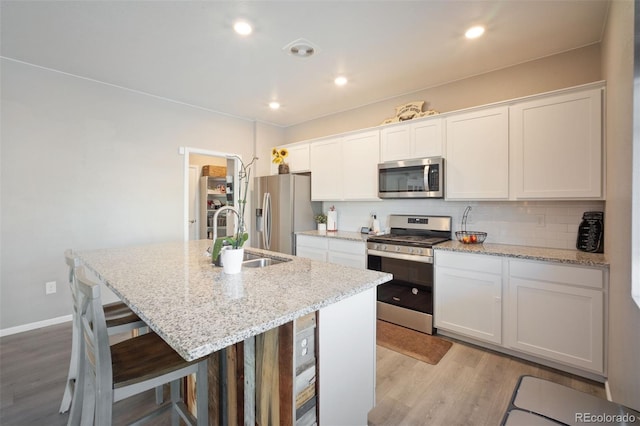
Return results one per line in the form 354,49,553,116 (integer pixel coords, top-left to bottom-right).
233,20,252,36
334,76,348,86
465,25,485,39
269,101,280,110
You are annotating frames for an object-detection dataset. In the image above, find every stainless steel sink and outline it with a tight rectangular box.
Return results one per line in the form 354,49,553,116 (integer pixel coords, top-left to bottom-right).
243,252,264,261
242,252,290,268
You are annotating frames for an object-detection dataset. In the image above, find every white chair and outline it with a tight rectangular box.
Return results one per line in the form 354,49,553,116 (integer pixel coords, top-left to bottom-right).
68,266,208,426
59,250,160,414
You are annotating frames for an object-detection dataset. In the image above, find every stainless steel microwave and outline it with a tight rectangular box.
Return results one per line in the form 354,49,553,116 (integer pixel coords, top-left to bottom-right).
378,157,444,199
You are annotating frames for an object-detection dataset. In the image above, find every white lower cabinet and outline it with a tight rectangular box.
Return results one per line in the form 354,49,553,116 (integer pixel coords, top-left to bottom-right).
434,251,503,344
296,235,366,270
318,287,376,425
434,250,607,378
327,238,367,269
505,259,605,374
295,234,328,261
295,235,373,424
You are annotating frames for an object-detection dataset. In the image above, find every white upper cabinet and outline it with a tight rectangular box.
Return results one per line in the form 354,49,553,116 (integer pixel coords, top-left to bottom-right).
298,83,604,202
310,130,380,201
342,130,380,200
380,117,443,162
284,142,311,172
270,142,310,174
310,137,343,200
510,87,603,199
445,106,510,200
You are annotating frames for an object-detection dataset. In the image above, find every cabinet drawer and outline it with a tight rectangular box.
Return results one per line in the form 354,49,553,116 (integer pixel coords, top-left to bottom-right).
509,259,604,289
296,235,329,250
435,251,502,274
328,239,365,255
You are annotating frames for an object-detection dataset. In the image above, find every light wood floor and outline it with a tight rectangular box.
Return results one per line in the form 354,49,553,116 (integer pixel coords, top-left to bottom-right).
0,322,605,425
369,337,605,425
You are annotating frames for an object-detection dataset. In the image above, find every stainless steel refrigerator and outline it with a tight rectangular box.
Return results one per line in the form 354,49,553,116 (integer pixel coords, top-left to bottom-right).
252,174,321,255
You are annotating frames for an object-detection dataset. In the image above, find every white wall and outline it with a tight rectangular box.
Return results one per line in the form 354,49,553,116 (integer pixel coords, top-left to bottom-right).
601,0,640,410
282,44,601,144
0,58,258,330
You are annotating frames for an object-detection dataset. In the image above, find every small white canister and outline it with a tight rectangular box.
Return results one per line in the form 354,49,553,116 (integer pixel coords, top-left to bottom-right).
327,209,338,232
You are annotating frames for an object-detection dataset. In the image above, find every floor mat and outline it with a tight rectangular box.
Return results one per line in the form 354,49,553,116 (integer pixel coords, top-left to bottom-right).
376,320,453,365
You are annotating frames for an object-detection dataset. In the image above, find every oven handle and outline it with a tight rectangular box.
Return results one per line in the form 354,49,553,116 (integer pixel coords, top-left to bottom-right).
367,249,433,264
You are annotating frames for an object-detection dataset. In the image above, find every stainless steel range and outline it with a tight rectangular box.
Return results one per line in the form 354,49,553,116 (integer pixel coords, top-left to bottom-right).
367,215,452,334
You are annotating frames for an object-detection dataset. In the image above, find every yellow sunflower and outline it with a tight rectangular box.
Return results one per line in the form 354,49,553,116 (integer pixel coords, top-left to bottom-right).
272,147,289,164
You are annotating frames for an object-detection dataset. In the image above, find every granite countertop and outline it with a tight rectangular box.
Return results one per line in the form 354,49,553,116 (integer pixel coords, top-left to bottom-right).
76,239,391,361
297,230,371,242
435,240,609,267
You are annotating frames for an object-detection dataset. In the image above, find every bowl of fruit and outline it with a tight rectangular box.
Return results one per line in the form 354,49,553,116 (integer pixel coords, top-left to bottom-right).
455,231,487,244
456,206,487,244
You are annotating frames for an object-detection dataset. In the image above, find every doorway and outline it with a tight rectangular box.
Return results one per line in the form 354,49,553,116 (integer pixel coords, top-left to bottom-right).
181,147,240,241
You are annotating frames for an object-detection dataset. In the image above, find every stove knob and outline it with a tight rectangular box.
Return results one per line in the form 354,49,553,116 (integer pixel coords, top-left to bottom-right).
395,246,401,252
381,245,387,251
408,248,414,254
415,248,422,255
373,244,379,250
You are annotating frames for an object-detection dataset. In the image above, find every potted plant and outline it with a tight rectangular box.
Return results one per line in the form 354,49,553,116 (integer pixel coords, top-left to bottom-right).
272,147,289,174
315,213,327,232
211,155,257,273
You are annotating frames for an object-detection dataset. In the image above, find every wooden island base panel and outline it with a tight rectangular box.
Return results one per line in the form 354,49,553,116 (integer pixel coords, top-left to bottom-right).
186,314,317,425
77,240,389,426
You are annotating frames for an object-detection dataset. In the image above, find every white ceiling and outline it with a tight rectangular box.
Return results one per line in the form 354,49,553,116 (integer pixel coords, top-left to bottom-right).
0,0,610,127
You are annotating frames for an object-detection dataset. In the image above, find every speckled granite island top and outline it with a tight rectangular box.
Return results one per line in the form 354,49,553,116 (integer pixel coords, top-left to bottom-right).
435,240,608,267
76,239,391,361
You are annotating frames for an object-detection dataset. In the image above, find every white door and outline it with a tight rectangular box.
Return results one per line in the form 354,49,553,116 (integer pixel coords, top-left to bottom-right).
189,165,199,240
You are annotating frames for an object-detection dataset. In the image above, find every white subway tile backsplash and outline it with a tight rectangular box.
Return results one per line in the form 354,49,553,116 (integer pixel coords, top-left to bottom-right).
321,199,604,250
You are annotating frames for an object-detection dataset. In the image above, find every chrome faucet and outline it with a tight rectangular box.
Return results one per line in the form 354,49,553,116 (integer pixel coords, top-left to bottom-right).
211,206,240,264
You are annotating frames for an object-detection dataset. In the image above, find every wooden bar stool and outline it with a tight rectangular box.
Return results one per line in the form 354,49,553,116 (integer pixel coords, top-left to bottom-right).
59,250,160,414
68,266,208,426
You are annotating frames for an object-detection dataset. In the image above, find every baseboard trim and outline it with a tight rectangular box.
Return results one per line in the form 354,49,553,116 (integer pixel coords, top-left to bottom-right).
0,315,72,337
605,379,613,401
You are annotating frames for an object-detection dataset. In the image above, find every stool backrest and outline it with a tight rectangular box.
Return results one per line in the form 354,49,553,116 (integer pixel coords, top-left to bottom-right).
75,266,114,418
64,250,81,317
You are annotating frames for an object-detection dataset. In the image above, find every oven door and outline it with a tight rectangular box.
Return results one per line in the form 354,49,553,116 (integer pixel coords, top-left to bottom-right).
368,251,435,334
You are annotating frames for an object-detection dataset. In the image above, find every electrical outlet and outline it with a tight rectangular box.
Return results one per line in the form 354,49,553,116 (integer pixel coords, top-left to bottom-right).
536,214,546,227
45,281,57,295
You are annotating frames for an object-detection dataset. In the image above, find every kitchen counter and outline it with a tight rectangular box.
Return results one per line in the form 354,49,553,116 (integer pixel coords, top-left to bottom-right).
76,239,391,361
435,240,608,267
296,229,370,242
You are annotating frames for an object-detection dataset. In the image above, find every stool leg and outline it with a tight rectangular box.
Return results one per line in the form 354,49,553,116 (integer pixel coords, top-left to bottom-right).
170,380,181,426
139,326,165,405
196,361,209,426
60,316,79,413
155,384,164,404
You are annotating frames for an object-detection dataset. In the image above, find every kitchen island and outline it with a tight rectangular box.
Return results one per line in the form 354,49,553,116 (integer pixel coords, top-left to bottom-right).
76,239,391,425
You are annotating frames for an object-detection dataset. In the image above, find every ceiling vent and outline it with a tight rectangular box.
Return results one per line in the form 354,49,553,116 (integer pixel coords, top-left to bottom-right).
282,38,318,58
